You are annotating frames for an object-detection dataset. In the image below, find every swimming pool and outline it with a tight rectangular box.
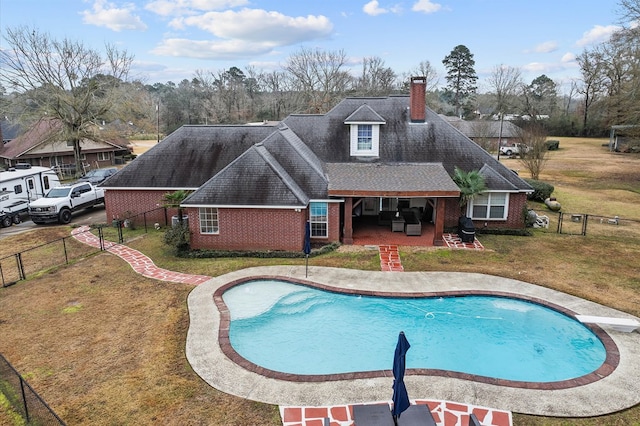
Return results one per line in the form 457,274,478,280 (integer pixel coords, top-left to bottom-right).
222,279,607,383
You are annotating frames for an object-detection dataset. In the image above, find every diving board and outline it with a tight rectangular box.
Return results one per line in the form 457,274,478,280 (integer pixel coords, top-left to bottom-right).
576,315,640,332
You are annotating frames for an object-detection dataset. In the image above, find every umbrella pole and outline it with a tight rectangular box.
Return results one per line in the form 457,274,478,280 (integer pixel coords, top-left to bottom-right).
305,254,309,277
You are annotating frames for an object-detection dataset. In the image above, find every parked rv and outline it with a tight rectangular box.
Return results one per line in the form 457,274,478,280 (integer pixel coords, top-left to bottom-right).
0,164,61,227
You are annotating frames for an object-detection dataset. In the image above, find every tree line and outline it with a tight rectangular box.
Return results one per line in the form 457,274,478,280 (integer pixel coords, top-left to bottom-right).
2,0,639,147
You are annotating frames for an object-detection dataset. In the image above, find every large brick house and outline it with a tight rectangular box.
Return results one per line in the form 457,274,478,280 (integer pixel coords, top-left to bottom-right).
103,78,532,251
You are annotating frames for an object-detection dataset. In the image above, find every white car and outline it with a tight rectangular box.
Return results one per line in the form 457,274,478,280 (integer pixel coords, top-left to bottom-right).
499,143,530,156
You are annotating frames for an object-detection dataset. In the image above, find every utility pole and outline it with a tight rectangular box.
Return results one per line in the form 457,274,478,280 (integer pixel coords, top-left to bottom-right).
497,112,504,161
156,104,160,143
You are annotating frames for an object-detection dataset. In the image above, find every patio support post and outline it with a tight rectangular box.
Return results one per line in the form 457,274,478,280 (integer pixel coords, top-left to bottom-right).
433,199,445,246
343,197,353,244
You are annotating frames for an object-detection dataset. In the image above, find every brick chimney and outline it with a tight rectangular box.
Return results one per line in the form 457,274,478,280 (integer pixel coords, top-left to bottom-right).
410,76,426,123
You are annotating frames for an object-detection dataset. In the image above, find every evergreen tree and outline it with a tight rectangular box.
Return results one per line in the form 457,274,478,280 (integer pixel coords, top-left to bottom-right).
442,45,478,117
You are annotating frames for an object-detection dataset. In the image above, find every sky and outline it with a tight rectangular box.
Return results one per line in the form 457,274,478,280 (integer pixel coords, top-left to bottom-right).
0,0,624,93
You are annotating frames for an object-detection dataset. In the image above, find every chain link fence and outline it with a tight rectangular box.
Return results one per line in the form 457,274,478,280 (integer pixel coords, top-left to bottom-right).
0,353,65,425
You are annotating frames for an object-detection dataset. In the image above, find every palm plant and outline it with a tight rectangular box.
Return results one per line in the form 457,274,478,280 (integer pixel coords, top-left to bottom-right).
452,167,486,216
162,190,192,225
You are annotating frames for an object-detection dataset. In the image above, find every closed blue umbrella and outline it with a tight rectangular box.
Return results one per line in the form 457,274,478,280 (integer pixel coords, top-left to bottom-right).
392,331,411,423
304,221,311,277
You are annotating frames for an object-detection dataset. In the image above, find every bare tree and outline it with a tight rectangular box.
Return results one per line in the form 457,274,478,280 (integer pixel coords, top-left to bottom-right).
259,69,296,120
576,50,606,136
517,124,549,180
486,65,523,116
284,47,353,113
354,56,397,96
0,26,133,175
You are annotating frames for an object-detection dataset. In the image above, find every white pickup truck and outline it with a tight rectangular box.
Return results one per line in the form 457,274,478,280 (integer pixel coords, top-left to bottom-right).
499,143,530,157
29,182,105,224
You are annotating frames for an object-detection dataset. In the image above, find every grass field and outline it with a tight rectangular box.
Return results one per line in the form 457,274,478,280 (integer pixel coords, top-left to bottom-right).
0,137,639,425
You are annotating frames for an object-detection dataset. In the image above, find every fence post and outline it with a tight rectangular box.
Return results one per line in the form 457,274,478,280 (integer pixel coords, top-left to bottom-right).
98,227,104,250
583,214,588,236
20,377,30,423
16,253,25,281
117,221,124,244
62,237,69,264
143,211,148,233
0,262,5,287
556,212,563,234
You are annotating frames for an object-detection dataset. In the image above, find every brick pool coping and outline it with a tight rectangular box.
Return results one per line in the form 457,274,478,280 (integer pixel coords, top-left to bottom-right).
185,266,640,417
213,275,619,391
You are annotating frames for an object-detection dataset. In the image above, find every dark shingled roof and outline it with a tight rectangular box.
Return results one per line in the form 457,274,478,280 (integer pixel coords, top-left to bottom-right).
325,163,459,196
106,93,532,205
184,144,309,206
103,124,277,189
344,104,386,123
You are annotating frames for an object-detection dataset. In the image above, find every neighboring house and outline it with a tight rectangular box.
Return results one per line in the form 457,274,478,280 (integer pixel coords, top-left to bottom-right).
103,77,533,251
0,118,133,173
444,116,523,148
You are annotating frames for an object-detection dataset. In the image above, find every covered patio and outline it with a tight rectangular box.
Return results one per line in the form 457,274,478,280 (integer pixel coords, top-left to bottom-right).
351,215,436,246
325,162,461,247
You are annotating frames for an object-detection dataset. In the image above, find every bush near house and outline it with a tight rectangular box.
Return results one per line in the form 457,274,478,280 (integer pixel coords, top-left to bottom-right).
523,178,555,202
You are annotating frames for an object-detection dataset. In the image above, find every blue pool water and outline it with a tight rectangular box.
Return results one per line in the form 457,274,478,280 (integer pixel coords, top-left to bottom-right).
222,280,607,382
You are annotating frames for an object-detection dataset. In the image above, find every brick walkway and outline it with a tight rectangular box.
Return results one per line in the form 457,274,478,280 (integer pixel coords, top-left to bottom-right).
443,233,484,250
71,226,210,285
379,245,404,271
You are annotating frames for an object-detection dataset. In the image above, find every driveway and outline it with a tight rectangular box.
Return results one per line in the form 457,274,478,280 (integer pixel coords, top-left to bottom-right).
0,206,107,240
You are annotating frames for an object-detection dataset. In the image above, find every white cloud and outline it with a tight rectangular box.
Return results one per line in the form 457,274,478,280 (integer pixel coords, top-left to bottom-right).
363,1,388,16
150,38,277,59
144,0,249,17
561,52,576,63
576,24,621,47
533,41,558,53
412,0,441,14
81,0,147,31
178,9,333,45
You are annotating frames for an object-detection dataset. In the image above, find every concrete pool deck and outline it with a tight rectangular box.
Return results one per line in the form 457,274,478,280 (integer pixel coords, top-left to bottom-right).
185,265,640,418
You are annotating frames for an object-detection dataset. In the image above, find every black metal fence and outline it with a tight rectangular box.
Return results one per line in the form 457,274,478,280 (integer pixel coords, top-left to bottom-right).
110,206,171,243
0,227,105,287
530,210,640,238
0,353,65,425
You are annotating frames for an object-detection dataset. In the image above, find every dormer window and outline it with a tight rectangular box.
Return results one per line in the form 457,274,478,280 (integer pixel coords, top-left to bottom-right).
357,124,373,150
344,104,386,158
350,123,379,156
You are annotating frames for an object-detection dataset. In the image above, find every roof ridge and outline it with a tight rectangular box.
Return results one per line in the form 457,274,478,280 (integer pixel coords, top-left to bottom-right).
254,144,309,204
278,127,327,182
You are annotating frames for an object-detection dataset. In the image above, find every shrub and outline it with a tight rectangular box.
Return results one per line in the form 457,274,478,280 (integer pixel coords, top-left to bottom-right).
181,242,341,259
523,178,554,202
545,140,560,150
163,223,190,253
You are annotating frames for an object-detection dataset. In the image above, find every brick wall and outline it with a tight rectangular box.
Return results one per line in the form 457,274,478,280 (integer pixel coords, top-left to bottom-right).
443,193,528,230
105,189,173,224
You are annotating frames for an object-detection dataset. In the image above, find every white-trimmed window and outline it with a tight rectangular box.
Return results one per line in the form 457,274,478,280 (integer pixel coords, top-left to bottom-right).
310,202,328,237
357,125,372,150
470,193,508,220
199,208,219,234
97,152,110,161
349,124,380,156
